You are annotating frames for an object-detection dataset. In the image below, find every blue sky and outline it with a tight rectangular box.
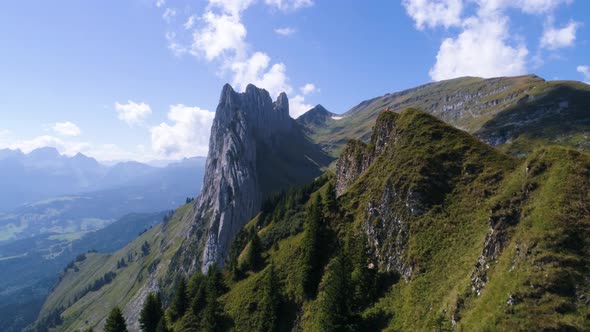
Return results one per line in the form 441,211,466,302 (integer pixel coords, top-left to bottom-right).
0,0,588,161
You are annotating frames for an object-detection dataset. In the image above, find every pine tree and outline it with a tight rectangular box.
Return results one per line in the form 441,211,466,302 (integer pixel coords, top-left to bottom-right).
314,255,353,331
177,310,200,332
169,277,188,322
350,233,376,309
139,292,164,332
257,264,280,332
104,307,128,332
300,194,323,299
200,264,226,332
155,317,170,332
323,181,337,216
187,272,205,299
190,280,207,317
244,232,263,272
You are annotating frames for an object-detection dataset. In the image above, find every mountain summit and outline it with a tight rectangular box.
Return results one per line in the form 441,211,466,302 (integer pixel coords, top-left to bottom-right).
182,84,331,272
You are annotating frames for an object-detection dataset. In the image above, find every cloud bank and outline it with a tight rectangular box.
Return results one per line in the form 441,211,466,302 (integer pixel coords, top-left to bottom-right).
402,0,579,81
161,0,317,118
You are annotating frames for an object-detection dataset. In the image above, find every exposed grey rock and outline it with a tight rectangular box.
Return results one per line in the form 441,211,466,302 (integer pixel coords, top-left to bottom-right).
168,84,330,275
470,187,528,296
335,140,373,196
198,84,292,272
335,111,399,196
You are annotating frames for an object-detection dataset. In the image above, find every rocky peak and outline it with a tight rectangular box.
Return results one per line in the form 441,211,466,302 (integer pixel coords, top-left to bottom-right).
335,110,398,196
296,104,336,128
183,83,328,273
27,147,61,160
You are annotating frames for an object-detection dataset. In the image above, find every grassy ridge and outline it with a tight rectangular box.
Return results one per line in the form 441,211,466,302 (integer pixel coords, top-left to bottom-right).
220,109,590,330
38,205,194,331
300,75,590,157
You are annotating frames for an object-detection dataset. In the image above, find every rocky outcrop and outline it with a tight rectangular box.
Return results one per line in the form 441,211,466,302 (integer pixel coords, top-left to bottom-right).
335,111,398,196
471,197,523,296
336,110,419,277
337,109,517,281
296,104,336,129
174,84,330,274
470,164,540,296
196,84,289,272
335,140,373,196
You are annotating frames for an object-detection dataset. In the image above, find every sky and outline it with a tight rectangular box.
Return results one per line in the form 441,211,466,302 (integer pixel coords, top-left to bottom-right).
0,0,588,162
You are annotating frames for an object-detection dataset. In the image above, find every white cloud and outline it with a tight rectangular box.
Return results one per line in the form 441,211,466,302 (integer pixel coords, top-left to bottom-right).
156,0,165,8
404,0,575,81
151,104,215,159
166,32,188,56
540,20,579,50
264,0,314,11
578,65,590,83
208,0,256,15
165,0,315,117
402,0,463,30
274,27,297,36
191,11,247,60
184,15,197,30
0,126,154,161
163,8,177,22
429,15,528,80
300,83,317,95
82,144,148,162
289,95,313,118
477,0,572,15
115,101,152,126
2,135,89,156
52,121,81,137
230,52,293,97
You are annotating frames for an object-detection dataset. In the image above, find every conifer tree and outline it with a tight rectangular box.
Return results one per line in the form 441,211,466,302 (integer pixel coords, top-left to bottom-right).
350,233,376,309
314,255,352,331
187,272,205,299
169,277,188,322
190,280,207,317
244,232,263,271
323,181,337,215
201,266,222,331
176,310,200,332
257,264,280,332
104,307,128,332
155,317,170,332
300,194,323,299
139,292,163,332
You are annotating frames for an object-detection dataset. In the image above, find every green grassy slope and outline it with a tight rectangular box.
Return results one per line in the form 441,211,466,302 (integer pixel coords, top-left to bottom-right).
299,75,590,157
36,205,195,331
219,109,590,331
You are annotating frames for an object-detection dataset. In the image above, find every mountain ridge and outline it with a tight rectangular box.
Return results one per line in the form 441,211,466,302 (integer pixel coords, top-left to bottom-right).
298,75,589,157
34,77,590,331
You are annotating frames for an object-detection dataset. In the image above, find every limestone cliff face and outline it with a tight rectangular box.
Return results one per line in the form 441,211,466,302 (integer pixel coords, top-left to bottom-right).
173,84,329,274
196,84,291,272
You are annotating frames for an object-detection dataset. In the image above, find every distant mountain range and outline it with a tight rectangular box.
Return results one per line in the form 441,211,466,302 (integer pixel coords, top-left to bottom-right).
0,149,207,332
0,147,206,212
0,211,169,332
0,149,206,242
